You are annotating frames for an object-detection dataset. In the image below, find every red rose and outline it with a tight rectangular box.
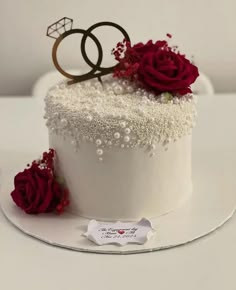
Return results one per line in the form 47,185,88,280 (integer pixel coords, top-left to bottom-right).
129,40,155,61
113,40,168,79
132,40,168,59
11,149,69,214
113,37,199,96
137,49,199,95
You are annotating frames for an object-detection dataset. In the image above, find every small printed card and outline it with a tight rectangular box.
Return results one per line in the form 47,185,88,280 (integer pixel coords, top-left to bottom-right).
84,218,154,246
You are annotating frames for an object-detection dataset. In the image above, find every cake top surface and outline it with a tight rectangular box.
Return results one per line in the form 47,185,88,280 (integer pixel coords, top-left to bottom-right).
46,75,195,121
45,76,196,155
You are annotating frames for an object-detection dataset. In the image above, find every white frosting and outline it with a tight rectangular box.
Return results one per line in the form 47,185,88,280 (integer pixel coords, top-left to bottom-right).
49,133,192,221
45,75,196,221
45,76,196,160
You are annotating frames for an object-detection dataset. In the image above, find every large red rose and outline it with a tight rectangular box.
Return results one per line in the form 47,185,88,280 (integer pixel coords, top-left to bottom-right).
137,49,199,95
132,40,168,59
11,149,69,214
113,40,168,79
113,37,199,96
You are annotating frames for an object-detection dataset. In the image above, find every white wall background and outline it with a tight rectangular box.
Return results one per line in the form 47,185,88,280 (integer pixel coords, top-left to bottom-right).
0,0,236,95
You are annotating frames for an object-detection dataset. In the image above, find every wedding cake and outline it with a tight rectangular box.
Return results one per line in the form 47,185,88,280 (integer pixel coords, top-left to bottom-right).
11,19,199,221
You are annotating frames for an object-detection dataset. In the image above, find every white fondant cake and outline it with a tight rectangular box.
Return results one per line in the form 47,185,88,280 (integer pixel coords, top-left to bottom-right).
45,76,197,221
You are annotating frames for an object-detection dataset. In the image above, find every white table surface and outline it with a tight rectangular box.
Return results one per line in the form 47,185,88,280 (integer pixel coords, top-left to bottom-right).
0,95,236,290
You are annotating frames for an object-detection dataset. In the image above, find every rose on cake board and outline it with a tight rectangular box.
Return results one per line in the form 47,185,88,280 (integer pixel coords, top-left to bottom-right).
11,149,69,215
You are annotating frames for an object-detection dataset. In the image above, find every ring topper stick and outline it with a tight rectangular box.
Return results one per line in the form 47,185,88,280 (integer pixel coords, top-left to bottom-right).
46,17,130,85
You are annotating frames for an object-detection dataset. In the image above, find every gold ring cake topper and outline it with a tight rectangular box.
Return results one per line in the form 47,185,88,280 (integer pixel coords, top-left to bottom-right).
47,17,130,85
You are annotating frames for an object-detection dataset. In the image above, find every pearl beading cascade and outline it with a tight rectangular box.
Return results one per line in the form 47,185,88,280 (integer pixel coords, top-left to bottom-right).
44,76,197,161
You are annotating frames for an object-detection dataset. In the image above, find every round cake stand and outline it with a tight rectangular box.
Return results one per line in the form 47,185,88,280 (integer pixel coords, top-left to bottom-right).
1,152,236,254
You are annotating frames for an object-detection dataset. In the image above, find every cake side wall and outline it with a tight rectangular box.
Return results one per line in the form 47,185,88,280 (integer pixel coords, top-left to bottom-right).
49,132,192,221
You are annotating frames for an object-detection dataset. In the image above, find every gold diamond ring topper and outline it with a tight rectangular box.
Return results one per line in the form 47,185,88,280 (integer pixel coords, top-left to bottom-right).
47,17,73,39
46,17,130,85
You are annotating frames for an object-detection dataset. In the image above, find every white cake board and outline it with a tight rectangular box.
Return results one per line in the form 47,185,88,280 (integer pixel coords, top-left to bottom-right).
1,151,236,254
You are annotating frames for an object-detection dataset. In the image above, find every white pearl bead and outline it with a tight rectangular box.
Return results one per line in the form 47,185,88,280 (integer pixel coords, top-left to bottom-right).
142,91,148,98
71,140,76,146
96,149,103,156
113,85,124,95
112,81,118,87
86,115,93,122
127,86,134,93
121,144,125,148
150,144,156,150
122,80,129,87
124,128,131,134
99,157,103,162
114,132,121,139
96,139,102,146
120,121,126,128
137,109,144,116
60,118,68,126
149,93,155,99
124,136,130,143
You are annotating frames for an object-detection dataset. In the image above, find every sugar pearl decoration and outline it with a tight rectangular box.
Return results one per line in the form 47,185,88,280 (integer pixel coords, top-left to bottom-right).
71,139,76,146
122,80,129,86
124,136,130,143
86,115,93,121
45,76,197,161
124,128,131,134
150,144,156,150
120,121,126,128
114,132,121,139
113,85,124,95
96,149,103,156
127,86,134,93
96,139,102,146
60,118,68,126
